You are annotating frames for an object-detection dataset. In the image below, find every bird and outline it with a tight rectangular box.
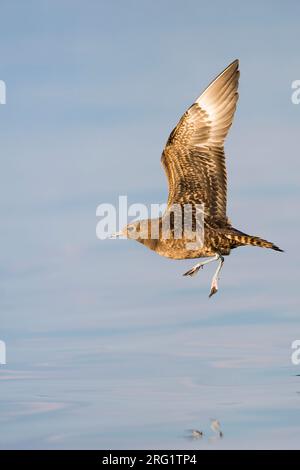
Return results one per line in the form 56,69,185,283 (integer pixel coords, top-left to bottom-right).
111,60,283,297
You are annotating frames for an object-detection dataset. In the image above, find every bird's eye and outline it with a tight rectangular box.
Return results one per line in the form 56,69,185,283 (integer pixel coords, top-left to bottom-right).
128,226,135,232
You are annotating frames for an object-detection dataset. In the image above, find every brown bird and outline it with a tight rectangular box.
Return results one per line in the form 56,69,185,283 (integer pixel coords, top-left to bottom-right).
112,60,283,297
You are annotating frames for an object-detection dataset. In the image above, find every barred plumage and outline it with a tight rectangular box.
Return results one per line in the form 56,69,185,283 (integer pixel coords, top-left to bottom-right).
116,60,283,296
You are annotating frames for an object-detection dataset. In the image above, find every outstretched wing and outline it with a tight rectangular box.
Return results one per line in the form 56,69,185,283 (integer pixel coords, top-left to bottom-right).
161,60,239,225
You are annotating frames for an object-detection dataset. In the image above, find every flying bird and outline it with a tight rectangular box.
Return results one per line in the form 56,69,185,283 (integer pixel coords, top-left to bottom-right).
112,60,283,297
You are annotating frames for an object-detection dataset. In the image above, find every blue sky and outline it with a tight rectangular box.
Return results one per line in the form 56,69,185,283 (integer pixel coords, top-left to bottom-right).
0,0,299,449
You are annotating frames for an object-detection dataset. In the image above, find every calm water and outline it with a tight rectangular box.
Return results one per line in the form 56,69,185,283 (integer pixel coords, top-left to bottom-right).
0,0,300,450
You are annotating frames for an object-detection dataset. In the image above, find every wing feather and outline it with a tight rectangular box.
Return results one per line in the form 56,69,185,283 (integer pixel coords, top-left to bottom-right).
161,60,239,224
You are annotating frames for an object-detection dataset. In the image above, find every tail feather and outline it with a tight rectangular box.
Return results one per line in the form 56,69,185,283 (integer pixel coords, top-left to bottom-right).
225,230,284,252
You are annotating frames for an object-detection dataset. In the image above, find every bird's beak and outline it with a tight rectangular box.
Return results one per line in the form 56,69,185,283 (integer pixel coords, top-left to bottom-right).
108,231,126,239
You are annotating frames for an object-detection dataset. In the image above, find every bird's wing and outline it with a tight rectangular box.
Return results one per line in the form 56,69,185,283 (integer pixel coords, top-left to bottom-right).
161,60,239,225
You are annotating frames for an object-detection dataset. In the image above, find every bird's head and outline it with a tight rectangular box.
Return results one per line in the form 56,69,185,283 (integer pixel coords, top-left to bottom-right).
110,219,159,250
110,220,146,240
124,220,144,240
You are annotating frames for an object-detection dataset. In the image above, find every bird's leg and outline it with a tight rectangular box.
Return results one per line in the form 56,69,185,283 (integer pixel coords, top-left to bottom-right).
209,255,224,298
183,254,219,277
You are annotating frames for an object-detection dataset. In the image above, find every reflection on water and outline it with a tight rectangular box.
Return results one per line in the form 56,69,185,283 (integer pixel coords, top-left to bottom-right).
188,429,203,440
210,419,223,438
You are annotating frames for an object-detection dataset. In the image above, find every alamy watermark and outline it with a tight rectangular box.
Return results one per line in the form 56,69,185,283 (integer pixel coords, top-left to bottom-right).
291,340,300,365
0,80,6,104
96,195,205,251
291,80,300,104
0,340,6,365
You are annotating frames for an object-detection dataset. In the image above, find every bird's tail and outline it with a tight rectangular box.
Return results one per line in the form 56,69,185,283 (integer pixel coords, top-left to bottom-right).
225,230,284,252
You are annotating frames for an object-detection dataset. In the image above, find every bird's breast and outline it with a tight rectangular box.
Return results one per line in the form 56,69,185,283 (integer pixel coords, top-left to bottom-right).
154,239,216,260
